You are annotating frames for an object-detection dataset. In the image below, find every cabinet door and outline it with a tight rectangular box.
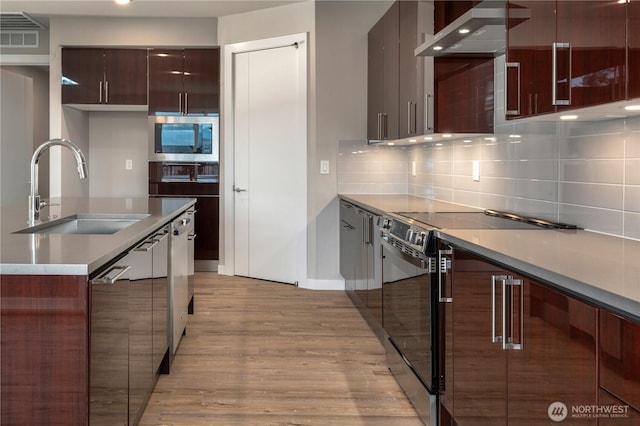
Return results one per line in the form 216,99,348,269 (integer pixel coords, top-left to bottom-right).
367,14,386,141
382,2,399,141
183,48,220,115
434,57,494,133
104,49,147,105
447,249,508,425
600,310,640,413
148,49,184,115
508,278,597,424
506,1,556,118
62,48,104,104
555,1,626,109
398,0,423,139
628,1,640,99
194,196,219,261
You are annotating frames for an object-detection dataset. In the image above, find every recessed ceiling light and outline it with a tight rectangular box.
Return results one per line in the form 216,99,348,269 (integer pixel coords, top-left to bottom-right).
509,134,521,138
458,28,470,34
115,0,131,4
409,139,417,143
387,142,395,146
424,136,433,141
463,139,472,143
435,143,443,147
433,46,443,51
624,104,640,111
442,133,452,138
560,115,578,120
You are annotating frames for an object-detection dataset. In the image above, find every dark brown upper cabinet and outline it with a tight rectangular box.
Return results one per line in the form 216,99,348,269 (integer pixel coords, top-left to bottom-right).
148,48,220,116
62,48,147,106
506,1,628,119
434,56,494,133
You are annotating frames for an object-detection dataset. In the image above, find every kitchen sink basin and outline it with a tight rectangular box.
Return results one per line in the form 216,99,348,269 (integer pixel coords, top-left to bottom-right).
15,213,150,235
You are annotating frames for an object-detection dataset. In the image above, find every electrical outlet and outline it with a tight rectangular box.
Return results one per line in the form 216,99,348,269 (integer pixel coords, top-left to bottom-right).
472,160,480,181
125,159,133,170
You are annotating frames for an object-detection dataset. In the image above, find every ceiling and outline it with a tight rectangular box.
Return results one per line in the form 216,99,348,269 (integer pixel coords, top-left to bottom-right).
0,1,308,26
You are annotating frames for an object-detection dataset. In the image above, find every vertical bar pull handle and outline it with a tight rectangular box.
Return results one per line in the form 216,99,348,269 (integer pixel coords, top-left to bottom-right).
425,93,434,131
503,277,524,350
104,81,109,104
438,248,453,303
377,113,383,140
99,81,103,103
492,275,507,343
179,92,183,114
505,62,520,116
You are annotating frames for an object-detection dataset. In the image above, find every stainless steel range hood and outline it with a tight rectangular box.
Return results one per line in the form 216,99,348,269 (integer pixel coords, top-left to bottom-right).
415,0,507,57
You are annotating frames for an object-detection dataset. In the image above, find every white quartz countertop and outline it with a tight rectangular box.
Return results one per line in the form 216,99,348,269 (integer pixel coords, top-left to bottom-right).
340,194,640,323
0,197,196,276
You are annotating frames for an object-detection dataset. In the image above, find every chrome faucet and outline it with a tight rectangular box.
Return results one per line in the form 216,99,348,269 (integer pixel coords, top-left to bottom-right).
29,138,88,225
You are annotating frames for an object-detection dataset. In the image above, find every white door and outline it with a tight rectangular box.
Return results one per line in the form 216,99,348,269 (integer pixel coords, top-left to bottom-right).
232,36,307,285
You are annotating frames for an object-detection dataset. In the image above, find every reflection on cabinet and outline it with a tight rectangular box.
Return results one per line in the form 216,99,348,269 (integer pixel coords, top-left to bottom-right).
62,48,147,106
339,201,382,334
599,310,640,414
148,48,220,116
434,56,494,133
506,1,627,119
440,247,598,425
598,389,640,425
629,1,640,100
433,1,481,34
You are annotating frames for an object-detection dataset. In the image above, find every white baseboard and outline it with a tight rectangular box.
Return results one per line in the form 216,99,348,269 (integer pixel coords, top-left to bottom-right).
301,278,345,291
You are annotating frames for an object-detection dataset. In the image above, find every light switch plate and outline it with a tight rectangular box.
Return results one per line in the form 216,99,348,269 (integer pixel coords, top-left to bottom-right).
125,159,133,170
320,160,330,175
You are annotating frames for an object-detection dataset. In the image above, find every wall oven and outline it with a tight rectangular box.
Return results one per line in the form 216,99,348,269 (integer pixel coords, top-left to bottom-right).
149,115,219,162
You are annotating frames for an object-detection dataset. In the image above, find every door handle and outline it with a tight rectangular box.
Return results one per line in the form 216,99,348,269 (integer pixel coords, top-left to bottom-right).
233,185,247,193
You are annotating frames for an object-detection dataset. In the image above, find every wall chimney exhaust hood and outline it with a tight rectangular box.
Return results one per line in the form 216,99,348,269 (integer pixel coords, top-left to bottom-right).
415,0,507,57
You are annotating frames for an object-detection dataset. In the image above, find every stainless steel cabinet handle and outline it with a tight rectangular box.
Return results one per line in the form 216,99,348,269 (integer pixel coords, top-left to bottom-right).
425,93,433,131
91,265,131,285
377,113,383,140
233,185,247,193
407,101,413,135
105,80,109,104
184,92,189,114
135,239,158,252
492,275,507,343
179,92,183,114
438,247,453,303
188,233,197,241
502,277,524,350
181,217,192,226
552,42,571,106
505,62,520,116
99,81,103,103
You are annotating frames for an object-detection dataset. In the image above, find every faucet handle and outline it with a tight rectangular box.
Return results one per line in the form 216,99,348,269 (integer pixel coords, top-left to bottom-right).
39,200,60,209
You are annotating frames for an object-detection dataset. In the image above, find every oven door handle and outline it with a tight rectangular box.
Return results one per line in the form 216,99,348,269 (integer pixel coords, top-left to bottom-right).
381,234,433,271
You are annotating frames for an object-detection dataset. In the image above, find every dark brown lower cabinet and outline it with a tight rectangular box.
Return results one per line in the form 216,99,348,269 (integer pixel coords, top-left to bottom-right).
599,310,640,418
440,248,598,425
598,389,640,425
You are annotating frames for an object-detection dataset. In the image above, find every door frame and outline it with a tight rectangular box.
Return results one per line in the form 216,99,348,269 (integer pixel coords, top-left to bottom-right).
219,33,308,285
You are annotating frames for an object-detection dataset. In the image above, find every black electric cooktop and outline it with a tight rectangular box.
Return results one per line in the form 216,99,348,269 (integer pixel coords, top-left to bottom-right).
395,210,579,230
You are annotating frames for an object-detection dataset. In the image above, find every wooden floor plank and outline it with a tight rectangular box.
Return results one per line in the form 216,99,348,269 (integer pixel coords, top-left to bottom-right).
140,273,422,425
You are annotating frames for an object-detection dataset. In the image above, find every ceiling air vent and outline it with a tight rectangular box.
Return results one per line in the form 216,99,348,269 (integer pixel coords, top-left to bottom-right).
0,12,46,30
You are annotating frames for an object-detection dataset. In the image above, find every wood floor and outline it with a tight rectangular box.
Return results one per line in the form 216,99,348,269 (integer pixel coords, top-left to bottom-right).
140,273,423,425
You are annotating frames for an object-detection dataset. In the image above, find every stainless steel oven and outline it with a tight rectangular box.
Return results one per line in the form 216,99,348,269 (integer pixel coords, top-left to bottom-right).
380,216,439,425
149,115,219,162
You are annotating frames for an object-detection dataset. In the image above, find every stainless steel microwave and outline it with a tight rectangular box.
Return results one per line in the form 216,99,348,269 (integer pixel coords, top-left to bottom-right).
149,115,219,162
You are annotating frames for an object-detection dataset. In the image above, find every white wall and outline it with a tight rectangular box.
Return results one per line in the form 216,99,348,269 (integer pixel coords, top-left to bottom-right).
0,65,50,202
0,68,32,205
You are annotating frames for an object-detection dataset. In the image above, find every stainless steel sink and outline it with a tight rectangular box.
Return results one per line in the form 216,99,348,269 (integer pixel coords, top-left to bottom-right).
15,214,150,235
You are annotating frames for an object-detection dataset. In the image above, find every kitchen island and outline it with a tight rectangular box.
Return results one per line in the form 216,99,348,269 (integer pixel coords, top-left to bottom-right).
0,197,195,425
